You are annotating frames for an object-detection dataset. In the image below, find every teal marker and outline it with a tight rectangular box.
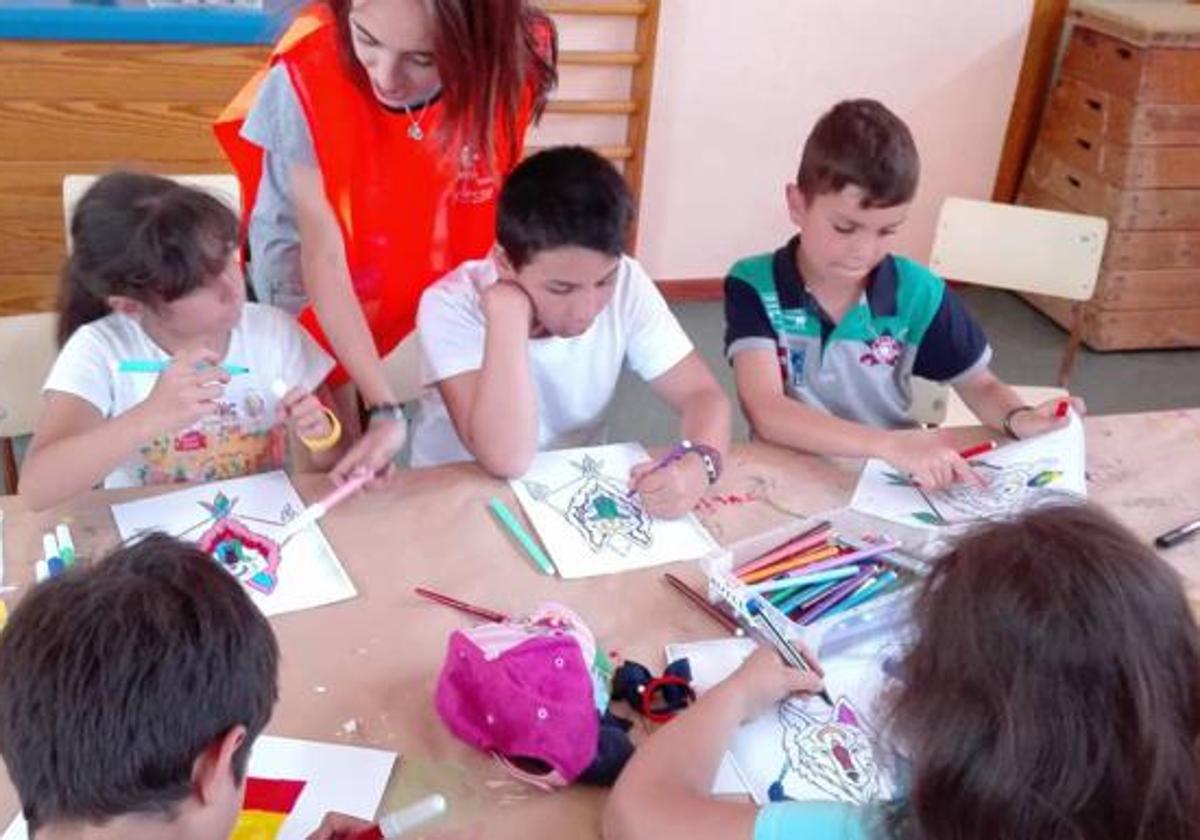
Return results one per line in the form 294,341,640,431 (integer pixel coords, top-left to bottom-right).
55,524,76,567
117,359,250,375
488,497,556,576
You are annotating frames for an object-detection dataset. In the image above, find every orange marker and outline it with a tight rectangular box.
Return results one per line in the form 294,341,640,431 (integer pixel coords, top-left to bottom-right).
741,544,843,585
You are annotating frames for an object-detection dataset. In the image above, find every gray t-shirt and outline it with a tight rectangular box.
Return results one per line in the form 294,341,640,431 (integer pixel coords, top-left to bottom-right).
240,64,316,315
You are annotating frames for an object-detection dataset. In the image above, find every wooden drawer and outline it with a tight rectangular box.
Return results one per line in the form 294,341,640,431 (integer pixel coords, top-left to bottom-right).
1023,147,1200,230
1046,76,1200,147
1022,291,1200,350
1062,26,1200,104
1093,267,1200,310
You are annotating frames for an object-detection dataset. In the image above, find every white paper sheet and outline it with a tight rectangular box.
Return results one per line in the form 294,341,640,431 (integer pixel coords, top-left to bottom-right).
111,471,356,617
510,443,720,579
667,634,901,806
3,735,397,840
849,410,1087,530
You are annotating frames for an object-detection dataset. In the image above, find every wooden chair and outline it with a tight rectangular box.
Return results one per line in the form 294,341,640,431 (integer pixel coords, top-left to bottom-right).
910,197,1107,427
0,312,59,493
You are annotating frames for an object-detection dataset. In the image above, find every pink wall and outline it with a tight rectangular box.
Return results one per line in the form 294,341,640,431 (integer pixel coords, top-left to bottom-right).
635,1,1035,281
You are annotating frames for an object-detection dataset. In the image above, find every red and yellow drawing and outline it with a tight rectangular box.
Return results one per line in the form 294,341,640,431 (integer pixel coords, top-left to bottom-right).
230,776,307,840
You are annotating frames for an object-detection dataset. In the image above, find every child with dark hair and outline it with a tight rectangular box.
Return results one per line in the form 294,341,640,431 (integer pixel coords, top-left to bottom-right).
411,145,730,519
0,533,280,839
605,502,1200,840
725,99,1084,491
19,170,347,511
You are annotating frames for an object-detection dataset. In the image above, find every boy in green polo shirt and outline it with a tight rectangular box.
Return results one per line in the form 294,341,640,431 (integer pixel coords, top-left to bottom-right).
724,99,1082,490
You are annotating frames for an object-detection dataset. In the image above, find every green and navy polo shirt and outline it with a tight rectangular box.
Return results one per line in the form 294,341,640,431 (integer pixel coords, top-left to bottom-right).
723,236,992,429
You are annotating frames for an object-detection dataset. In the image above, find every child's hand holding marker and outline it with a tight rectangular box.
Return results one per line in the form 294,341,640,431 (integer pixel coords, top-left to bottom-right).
880,429,982,492
629,454,708,519
132,347,230,434
1003,396,1087,440
720,645,825,723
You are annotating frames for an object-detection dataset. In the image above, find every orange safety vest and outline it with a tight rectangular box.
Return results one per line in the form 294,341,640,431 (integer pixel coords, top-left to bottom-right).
214,4,539,386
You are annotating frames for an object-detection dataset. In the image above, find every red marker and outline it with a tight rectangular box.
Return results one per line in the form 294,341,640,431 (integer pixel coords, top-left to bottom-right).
1055,400,1070,419
347,794,447,840
957,440,998,460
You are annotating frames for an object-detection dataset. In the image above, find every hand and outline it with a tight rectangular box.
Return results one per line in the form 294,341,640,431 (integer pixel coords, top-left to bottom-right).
880,429,981,491
277,386,334,441
138,347,229,435
330,416,406,488
722,646,825,722
629,452,708,519
481,281,536,331
305,811,373,840
1008,396,1087,440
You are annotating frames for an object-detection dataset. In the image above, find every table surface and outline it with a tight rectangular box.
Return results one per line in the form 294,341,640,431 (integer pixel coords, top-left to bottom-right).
1,410,1197,838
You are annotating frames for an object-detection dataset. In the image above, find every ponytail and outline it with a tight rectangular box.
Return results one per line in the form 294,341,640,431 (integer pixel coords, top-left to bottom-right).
56,259,111,346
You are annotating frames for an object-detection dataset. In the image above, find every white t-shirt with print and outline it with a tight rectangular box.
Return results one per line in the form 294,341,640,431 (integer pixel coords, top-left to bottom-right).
410,255,694,468
43,302,334,488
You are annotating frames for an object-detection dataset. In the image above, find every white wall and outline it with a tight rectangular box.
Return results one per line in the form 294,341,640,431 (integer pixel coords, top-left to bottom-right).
635,1,1035,280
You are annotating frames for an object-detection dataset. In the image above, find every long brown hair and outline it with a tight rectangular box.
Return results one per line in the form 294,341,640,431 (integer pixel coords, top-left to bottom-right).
58,171,238,345
326,0,557,167
885,502,1200,840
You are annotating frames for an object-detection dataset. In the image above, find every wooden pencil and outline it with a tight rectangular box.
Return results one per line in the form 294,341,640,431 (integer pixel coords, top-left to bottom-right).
662,573,744,636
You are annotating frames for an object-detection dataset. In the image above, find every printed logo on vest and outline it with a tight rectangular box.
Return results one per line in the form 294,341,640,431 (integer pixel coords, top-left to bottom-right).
859,333,903,368
454,146,498,204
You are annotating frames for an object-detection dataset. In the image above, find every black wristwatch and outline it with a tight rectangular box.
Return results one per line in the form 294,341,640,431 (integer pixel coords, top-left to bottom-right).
678,439,722,485
366,402,406,426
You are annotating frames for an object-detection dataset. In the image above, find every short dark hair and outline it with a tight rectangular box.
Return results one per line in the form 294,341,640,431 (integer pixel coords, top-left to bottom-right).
884,502,1200,840
58,170,239,345
0,534,279,833
497,145,633,270
796,99,919,208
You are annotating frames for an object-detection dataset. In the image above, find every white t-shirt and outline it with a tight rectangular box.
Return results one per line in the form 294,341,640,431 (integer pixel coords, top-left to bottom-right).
411,255,694,467
43,303,334,489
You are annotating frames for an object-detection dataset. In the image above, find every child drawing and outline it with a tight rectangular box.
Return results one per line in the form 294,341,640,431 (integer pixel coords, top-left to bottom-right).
768,697,881,805
524,455,654,556
884,457,1069,526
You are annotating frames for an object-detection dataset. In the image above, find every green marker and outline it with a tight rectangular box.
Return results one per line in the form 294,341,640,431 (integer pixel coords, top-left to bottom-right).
55,523,76,567
488,497,556,576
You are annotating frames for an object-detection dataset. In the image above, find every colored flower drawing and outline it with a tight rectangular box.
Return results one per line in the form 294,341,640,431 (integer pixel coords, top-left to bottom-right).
523,455,653,556
195,492,284,595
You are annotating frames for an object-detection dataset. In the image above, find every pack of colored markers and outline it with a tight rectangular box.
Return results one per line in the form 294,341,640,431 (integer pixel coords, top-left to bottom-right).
702,513,931,653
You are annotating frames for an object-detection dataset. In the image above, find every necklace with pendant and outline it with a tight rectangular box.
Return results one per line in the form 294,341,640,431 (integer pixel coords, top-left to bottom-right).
403,98,432,141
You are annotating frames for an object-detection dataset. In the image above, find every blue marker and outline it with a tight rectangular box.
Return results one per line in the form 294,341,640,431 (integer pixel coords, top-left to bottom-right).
117,359,250,375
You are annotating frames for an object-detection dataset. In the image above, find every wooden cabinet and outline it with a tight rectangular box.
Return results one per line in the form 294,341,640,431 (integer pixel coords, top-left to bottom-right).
1018,1,1200,350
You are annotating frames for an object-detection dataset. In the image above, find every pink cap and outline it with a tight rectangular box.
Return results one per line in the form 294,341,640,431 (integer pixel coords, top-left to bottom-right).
435,604,601,787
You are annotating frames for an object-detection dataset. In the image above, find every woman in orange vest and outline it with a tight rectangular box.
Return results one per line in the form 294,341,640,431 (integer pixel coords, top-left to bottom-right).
216,0,556,483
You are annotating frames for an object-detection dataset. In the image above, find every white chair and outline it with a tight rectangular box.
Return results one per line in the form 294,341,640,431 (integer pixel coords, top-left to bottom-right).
911,197,1107,428
0,312,59,492
63,173,241,248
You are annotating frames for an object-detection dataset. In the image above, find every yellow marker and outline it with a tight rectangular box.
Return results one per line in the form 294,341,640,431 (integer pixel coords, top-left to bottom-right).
0,600,8,633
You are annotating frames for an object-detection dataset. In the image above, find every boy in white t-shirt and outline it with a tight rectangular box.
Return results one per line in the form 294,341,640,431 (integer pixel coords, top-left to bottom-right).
412,146,731,518
19,171,345,511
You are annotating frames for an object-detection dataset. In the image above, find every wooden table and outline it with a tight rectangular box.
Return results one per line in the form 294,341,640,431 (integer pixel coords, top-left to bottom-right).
1,410,1197,838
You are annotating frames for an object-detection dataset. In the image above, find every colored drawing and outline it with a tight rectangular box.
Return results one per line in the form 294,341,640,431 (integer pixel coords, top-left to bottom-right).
769,697,881,804
231,777,307,840
3,736,397,840
850,412,1087,531
111,472,356,618
510,443,719,580
523,454,653,556
667,633,901,805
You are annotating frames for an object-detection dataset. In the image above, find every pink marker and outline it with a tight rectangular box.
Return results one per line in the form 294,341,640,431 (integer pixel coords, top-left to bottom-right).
280,468,372,545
